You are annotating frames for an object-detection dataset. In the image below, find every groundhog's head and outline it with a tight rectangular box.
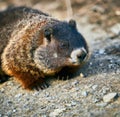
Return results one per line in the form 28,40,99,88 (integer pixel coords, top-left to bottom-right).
34,20,88,75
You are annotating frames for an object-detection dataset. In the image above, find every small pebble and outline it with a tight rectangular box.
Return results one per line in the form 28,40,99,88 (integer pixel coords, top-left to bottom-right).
7,101,13,105
92,5,105,14
49,108,66,117
103,92,118,103
80,73,84,78
118,93,120,97
114,112,120,117
15,93,23,98
65,103,72,107
71,101,77,106
115,10,120,16
32,92,39,96
99,49,105,54
0,88,5,93
81,91,88,97
96,102,107,107
7,82,13,86
75,87,80,91
102,89,107,95
110,23,120,34
13,109,17,113
72,80,79,86
108,64,113,69
92,98,100,103
45,92,50,97
89,62,93,65
92,85,98,90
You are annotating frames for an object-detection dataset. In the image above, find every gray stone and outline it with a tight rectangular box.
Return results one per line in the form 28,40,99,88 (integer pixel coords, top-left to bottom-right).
96,102,107,107
80,73,85,78
72,80,79,86
99,49,105,54
71,101,77,106
15,93,23,98
92,98,100,103
81,91,88,97
92,85,98,90
110,23,120,34
0,88,5,93
49,108,66,117
13,109,17,113
103,93,118,103
114,112,120,117
92,5,105,14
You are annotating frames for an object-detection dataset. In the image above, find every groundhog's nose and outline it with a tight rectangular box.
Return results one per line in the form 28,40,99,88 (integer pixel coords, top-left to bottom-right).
70,47,87,64
76,50,87,61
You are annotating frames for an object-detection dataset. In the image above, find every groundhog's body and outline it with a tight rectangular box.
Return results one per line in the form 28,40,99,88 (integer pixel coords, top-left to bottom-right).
0,7,88,90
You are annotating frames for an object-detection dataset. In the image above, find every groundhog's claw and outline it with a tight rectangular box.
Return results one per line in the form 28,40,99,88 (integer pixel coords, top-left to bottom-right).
33,81,49,91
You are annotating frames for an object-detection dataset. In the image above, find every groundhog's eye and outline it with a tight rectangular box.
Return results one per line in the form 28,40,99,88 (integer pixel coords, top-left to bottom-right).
60,41,69,49
44,28,53,42
69,19,76,29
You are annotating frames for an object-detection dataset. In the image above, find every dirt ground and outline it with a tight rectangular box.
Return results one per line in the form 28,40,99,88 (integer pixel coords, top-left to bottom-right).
0,0,120,117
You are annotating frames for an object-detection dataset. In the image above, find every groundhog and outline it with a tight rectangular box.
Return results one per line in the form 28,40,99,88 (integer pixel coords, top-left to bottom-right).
0,6,88,90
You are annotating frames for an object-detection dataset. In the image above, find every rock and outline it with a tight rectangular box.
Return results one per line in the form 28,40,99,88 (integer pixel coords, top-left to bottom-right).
71,101,77,106
110,23,120,34
103,93,118,103
44,92,50,97
89,62,93,66
114,112,120,117
15,93,23,98
118,93,120,97
72,80,79,86
92,5,105,14
32,92,39,96
13,109,17,113
98,49,105,54
92,98,100,103
7,101,13,106
81,91,88,97
96,102,107,107
49,108,66,117
99,87,110,95
92,85,98,90
0,88,5,93
80,73,84,78
115,10,120,16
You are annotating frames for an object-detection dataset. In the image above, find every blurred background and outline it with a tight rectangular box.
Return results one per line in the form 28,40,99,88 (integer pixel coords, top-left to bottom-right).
0,0,119,30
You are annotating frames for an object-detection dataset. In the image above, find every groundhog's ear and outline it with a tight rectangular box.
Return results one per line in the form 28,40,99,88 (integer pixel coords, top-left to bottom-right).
44,28,53,42
69,19,76,29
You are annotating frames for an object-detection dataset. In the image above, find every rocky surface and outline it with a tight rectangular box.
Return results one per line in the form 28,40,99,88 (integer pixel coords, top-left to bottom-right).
0,0,120,117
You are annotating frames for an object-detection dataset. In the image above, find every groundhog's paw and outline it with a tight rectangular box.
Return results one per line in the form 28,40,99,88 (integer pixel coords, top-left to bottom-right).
32,80,49,91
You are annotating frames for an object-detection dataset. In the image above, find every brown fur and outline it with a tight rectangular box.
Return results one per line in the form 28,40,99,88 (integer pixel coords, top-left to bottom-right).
0,7,88,90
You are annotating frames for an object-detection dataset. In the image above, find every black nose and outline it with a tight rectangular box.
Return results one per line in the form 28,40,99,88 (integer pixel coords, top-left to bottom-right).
77,50,87,61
